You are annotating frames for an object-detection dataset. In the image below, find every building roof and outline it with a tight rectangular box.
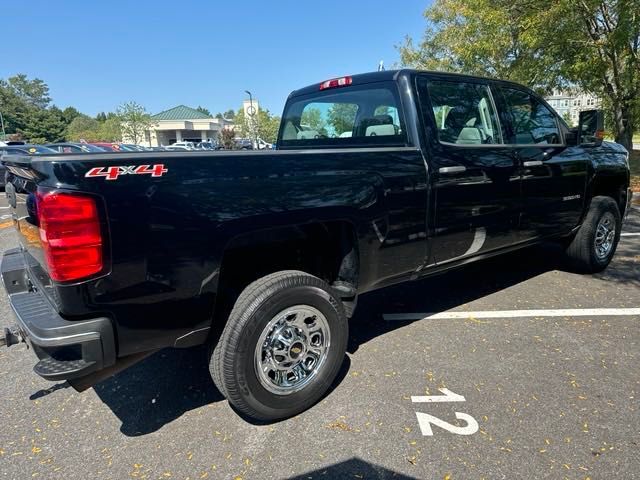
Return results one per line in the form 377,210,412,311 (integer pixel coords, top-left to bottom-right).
152,105,211,121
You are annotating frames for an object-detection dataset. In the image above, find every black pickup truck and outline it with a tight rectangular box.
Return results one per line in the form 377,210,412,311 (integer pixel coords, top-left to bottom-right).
1,70,632,421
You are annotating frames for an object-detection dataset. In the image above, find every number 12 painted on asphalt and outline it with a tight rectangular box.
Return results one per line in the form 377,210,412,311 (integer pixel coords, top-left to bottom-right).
411,388,479,436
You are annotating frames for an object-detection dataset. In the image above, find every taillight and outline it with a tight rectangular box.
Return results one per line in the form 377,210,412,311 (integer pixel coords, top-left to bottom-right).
319,76,353,90
37,190,104,282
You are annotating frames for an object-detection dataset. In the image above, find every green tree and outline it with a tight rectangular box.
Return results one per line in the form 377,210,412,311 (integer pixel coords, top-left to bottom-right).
327,103,358,135
66,114,102,141
62,106,81,124
300,107,327,135
21,106,66,143
196,106,211,116
95,112,108,122
99,116,122,142
562,111,575,127
118,101,153,144
399,0,640,150
234,107,281,143
0,74,53,137
1,74,51,109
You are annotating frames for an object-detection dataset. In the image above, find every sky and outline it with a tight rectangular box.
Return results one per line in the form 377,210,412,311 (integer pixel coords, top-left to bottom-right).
1,0,430,117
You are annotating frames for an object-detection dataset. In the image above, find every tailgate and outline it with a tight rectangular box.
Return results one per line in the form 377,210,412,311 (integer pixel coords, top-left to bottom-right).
2,155,55,300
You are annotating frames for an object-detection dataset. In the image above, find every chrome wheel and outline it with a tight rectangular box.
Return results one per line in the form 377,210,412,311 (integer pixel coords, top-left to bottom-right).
594,212,616,259
255,305,331,395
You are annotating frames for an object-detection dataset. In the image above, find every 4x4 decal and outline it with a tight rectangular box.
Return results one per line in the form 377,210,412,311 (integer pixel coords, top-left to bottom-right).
85,164,168,180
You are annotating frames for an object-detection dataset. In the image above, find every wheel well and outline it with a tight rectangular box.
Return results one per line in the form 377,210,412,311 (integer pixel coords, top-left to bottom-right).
590,177,627,214
212,221,359,330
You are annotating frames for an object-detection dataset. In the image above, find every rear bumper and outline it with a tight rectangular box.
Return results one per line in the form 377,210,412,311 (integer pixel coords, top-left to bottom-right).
1,248,116,381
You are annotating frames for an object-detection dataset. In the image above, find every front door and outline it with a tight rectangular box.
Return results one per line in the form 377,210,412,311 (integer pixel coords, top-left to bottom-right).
416,76,520,266
497,86,588,240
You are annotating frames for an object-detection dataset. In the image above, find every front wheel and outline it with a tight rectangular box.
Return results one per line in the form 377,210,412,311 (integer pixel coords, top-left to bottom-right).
209,270,348,421
564,196,621,273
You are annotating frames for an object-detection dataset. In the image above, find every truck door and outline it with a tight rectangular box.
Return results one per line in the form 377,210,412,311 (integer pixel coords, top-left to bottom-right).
415,75,519,266
496,86,588,240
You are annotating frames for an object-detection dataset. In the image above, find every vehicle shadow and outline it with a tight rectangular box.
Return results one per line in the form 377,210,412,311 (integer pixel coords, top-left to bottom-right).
349,242,566,353
91,232,636,435
287,457,417,479
93,346,224,436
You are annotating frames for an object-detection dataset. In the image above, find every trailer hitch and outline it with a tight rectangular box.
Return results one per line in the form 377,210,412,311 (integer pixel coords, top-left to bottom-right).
0,326,25,348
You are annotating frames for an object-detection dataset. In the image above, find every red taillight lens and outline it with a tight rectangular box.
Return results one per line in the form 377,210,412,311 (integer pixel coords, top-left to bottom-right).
37,191,103,282
319,76,353,90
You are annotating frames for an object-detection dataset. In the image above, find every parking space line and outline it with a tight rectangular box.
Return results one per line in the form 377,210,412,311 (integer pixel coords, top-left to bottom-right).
621,232,640,236
383,308,640,321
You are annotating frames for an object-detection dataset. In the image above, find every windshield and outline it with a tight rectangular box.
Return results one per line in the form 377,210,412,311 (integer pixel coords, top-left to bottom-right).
27,145,58,154
279,81,406,149
82,143,108,152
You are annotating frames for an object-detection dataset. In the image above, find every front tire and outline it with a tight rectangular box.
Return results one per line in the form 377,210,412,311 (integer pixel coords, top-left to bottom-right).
564,196,621,273
209,270,348,421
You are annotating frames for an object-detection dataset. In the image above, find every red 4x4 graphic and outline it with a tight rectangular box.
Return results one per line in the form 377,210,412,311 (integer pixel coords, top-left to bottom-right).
85,164,168,180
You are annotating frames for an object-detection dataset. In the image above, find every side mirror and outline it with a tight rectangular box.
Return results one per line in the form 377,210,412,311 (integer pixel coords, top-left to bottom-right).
578,109,604,146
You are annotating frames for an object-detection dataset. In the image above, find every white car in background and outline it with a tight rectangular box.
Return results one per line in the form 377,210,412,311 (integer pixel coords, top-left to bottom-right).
165,141,196,151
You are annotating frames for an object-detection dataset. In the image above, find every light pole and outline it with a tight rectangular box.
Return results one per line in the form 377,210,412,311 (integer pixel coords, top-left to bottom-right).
244,90,258,149
0,111,6,140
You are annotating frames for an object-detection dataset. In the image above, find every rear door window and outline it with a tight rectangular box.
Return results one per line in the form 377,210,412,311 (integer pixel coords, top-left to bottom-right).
280,82,406,148
423,79,503,145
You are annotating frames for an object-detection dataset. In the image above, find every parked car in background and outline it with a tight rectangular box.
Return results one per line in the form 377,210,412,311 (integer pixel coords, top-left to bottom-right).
196,141,220,150
234,138,254,150
0,144,58,187
166,141,196,151
45,142,108,153
120,144,151,152
256,138,273,150
0,144,57,155
89,142,123,152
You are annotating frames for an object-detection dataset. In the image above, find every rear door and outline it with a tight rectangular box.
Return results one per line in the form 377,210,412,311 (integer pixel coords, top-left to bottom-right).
496,85,587,240
416,75,519,266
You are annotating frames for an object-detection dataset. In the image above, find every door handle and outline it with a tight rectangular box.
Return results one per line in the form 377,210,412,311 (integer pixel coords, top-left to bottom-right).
438,166,467,174
522,160,543,167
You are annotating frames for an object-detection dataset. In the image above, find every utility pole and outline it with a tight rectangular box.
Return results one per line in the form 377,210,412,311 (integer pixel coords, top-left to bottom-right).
0,111,6,140
244,90,258,149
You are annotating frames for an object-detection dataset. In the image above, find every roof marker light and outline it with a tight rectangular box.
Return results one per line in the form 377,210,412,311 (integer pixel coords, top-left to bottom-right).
319,76,353,91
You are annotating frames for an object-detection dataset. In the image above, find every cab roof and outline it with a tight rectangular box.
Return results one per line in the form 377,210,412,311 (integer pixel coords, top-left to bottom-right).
288,69,533,99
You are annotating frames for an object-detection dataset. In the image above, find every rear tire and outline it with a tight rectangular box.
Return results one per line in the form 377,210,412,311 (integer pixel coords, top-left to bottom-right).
564,196,621,273
209,270,348,421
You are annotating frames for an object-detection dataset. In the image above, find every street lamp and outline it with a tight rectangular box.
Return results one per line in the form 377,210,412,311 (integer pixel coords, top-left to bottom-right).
244,90,258,149
0,111,6,140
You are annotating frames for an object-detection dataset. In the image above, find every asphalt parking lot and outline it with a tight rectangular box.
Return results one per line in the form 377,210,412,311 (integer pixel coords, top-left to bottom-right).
0,197,638,480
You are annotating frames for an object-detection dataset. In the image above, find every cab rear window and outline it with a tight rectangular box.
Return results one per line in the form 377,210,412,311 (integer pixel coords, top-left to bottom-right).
279,82,407,148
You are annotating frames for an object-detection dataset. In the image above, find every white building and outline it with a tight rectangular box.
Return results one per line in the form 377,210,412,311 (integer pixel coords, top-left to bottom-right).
135,105,234,147
545,90,601,126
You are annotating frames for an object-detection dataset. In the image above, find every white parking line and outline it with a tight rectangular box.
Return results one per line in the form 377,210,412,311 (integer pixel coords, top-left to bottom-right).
621,232,640,236
383,308,640,321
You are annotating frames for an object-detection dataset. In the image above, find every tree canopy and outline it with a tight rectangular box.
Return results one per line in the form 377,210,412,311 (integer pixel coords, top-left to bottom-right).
234,107,281,143
118,101,153,144
196,106,211,116
399,0,640,149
